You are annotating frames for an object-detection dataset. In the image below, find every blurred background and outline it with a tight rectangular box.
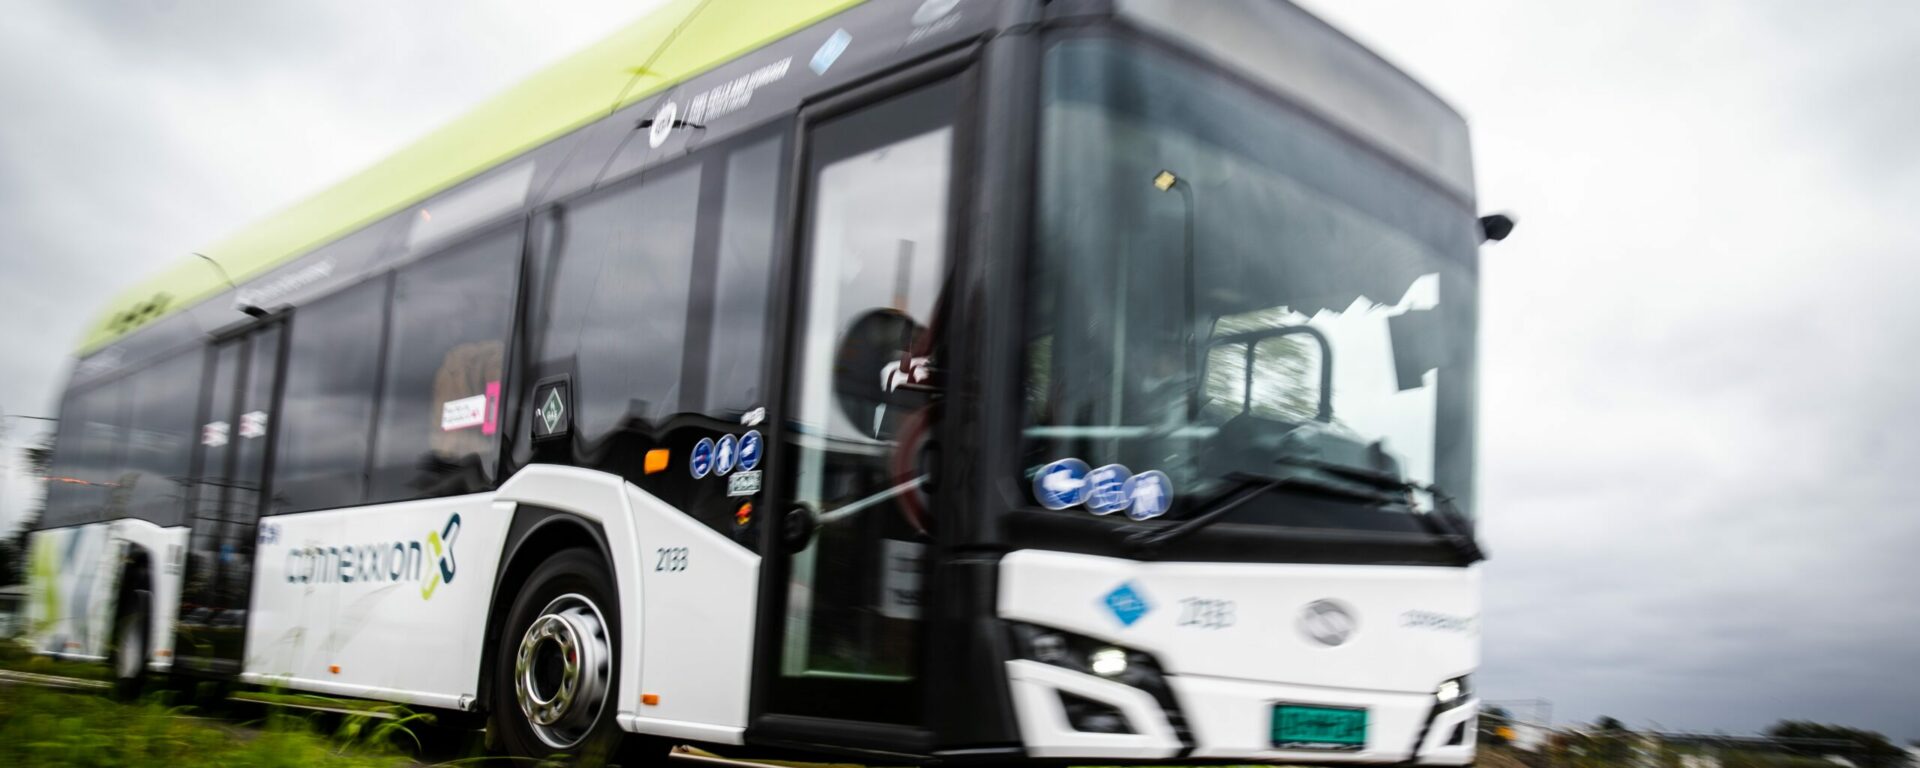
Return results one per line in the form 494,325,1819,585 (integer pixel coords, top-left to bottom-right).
0,0,1915,747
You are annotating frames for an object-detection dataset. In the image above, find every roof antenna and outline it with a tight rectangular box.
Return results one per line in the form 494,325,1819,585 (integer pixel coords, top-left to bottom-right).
195,252,270,319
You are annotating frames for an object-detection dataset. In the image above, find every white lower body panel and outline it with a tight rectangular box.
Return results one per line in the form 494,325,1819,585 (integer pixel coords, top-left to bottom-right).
998,549,1480,763
24,520,188,673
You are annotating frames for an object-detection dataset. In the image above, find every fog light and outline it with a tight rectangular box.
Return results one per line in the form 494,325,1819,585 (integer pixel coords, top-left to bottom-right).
1031,632,1068,664
1089,647,1128,678
1060,691,1134,734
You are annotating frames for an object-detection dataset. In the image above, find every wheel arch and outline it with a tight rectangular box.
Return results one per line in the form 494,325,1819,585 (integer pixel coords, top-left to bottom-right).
111,539,155,647
115,541,154,603
476,505,622,709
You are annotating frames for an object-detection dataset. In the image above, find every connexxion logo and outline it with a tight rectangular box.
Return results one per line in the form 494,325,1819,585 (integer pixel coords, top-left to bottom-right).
285,514,462,600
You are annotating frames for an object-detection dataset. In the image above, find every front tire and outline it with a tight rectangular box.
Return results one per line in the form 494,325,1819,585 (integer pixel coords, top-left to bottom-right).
490,547,644,764
110,588,150,701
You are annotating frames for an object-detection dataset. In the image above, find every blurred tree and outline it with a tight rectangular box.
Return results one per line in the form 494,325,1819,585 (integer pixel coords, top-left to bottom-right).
5,434,53,585
1591,717,1632,764
23,433,54,477
1767,721,1909,768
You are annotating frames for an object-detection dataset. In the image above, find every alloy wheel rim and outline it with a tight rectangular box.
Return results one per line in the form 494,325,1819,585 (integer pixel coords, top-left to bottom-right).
513,593,612,749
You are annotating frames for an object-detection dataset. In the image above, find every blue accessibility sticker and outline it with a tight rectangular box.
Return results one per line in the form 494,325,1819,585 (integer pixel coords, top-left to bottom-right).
738,430,763,471
690,438,714,479
1103,581,1152,627
1084,464,1131,515
1032,458,1091,510
714,433,738,476
1122,470,1174,520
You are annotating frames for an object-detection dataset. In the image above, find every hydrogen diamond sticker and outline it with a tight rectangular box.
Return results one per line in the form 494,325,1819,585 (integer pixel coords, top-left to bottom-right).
1103,581,1152,627
539,388,566,433
1032,458,1091,510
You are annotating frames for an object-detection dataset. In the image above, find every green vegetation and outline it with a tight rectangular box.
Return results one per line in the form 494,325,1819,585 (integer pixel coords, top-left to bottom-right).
0,683,414,767
0,641,111,682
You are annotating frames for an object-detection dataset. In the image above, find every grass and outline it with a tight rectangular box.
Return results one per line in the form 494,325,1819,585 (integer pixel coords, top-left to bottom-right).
0,639,114,682
0,682,418,767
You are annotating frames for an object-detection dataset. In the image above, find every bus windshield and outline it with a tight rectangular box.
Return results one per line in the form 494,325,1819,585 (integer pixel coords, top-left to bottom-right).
1021,35,1481,531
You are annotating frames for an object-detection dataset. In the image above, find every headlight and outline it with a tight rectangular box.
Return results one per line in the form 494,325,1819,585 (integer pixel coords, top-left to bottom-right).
1435,676,1471,708
1007,622,1190,743
1089,647,1129,677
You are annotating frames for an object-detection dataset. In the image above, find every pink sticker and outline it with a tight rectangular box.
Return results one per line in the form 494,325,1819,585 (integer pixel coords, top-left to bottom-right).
483,380,501,436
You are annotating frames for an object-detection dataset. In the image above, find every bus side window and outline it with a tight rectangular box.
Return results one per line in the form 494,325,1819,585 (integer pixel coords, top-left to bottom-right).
40,390,91,530
553,162,702,438
368,228,521,504
122,352,202,527
77,378,130,524
702,136,783,417
273,278,389,514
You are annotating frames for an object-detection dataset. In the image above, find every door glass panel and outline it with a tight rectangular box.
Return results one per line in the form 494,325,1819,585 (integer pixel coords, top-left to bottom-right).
181,325,282,671
781,85,955,688
181,339,242,668
220,328,280,629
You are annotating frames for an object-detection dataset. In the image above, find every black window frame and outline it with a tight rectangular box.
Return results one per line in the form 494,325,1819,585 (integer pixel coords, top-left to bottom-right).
512,121,794,519
994,21,1481,567
121,349,206,528
269,273,395,515
367,221,526,506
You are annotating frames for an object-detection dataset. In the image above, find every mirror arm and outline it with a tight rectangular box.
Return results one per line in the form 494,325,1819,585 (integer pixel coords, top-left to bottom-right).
1207,325,1335,422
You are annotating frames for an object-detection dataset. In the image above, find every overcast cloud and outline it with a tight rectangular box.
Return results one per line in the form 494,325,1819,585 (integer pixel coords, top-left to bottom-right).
3,0,1917,741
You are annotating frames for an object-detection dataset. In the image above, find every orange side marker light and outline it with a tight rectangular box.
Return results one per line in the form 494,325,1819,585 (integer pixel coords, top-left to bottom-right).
641,694,660,706
329,665,341,675
644,449,670,475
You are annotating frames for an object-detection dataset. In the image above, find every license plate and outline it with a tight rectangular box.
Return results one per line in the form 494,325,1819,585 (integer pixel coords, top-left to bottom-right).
1271,704,1368,751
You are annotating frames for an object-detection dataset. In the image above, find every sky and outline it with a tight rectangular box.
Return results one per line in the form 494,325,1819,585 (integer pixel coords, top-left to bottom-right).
3,0,1918,742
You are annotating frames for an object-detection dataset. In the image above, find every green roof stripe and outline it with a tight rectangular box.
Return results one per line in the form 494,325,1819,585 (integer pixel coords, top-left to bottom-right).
80,0,865,354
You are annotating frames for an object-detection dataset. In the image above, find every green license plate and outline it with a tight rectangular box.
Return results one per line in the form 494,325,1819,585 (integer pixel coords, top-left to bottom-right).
1271,704,1368,750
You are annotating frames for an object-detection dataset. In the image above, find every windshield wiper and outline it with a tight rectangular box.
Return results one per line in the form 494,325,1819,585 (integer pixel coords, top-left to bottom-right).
1123,471,1399,552
1123,475,1284,552
1271,455,1487,563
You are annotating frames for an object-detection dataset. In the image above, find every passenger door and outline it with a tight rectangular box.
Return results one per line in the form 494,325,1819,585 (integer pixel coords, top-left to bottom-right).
756,71,968,727
176,322,283,675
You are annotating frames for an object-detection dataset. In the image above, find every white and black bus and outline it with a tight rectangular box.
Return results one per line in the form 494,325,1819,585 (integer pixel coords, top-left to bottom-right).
24,0,1498,763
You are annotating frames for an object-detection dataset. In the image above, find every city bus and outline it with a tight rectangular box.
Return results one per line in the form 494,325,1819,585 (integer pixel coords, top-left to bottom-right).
21,0,1497,763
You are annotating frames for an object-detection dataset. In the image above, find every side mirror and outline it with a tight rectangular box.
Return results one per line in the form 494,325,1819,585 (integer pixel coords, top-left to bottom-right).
1479,213,1517,243
833,309,937,440
1204,325,1334,422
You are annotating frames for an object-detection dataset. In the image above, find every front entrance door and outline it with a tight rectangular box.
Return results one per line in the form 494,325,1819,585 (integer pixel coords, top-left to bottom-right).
177,322,283,675
756,72,967,726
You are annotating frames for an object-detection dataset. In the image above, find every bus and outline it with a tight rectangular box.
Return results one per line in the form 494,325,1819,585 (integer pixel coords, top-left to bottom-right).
22,0,1497,763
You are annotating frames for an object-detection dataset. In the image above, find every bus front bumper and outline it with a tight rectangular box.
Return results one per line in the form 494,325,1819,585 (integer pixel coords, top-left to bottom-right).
1007,659,1478,764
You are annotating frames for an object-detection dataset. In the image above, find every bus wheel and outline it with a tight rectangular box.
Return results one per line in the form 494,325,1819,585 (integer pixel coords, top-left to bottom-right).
110,588,150,701
490,547,638,762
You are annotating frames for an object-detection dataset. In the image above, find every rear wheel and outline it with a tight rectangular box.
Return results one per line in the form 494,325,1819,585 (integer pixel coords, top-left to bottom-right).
490,547,662,764
109,588,150,701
